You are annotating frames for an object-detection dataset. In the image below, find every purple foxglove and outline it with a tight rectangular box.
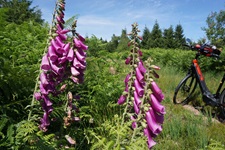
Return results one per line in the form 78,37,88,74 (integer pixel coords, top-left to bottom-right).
134,79,144,97
77,48,87,57
70,76,79,84
39,112,50,131
149,107,164,124
152,70,159,78
75,50,85,61
71,66,80,76
151,65,160,70
133,100,140,114
42,94,53,107
125,57,131,65
150,94,166,115
67,48,74,62
73,38,88,50
56,23,63,31
41,54,51,71
145,110,162,135
56,15,65,24
34,92,42,100
138,61,146,74
77,34,85,42
117,95,126,105
131,116,137,129
73,117,80,121
58,29,70,34
51,39,64,54
58,32,67,41
40,72,49,87
60,84,67,91
144,128,157,149
124,74,130,85
63,43,70,56
55,36,65,47
136,67,144,84
125,84,129,92
41,101,53,113
48,45,58,62
151,81,164,102
134,90,142,107
49,60,63,75
138,49,143,56
73,57,86,69
58,56,67,64
40,83,48,95
65,135,76,145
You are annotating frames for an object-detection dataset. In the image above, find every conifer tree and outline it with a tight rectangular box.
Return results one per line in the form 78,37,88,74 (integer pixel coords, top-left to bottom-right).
163,25,175,49
0,0,43,24
106,34,119,52
141,26,151,49
174,24,185,48
117,29,130,51
150,21,163,48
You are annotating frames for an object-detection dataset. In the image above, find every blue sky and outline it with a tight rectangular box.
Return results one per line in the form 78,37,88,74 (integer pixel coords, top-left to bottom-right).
32,0,225,42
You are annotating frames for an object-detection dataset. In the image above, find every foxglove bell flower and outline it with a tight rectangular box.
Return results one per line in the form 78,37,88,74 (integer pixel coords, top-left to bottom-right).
134,79,144,97
48,45,58,62
41,54,51,71
145,110,162,135
117,95,126,105
151,81,164,102
67,48,74,62
150,94,166,115
144,128,157,149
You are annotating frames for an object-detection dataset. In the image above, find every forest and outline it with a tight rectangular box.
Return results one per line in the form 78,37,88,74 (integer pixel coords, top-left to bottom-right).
0,0,225,149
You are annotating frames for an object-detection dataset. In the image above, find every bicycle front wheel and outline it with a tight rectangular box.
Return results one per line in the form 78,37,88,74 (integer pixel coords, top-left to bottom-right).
173,74,197,105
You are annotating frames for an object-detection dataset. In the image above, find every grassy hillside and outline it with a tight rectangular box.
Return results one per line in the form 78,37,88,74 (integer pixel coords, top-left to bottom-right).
89,48,225,149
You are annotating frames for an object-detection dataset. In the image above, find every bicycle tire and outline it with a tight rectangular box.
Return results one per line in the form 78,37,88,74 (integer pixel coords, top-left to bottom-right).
219,89,225,118
173,74,197,105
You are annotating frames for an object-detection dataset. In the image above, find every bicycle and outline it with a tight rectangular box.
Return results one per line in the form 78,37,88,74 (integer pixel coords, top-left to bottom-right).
173,39,225,119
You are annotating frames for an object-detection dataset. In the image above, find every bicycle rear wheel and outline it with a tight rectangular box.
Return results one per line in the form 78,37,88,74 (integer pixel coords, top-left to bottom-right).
219,89,225,119
173,74,197,105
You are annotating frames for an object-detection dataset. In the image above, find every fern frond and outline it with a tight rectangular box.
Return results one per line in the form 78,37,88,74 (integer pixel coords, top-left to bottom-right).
64,15,79,30
0,117,8,132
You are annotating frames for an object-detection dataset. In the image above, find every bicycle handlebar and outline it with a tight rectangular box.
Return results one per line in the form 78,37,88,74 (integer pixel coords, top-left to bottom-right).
183,44,221,59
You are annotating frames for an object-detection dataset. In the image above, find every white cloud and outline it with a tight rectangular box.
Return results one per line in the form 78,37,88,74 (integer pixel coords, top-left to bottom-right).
78,15,116,26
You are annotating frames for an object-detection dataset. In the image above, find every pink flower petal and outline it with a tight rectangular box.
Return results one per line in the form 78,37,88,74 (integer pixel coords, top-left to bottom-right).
48,45,58,62
150,94,166,115
67,48,74,62
134,90,142,107
40,72,49,86
151,81,164,102
144,128,157,149
133,100,140,114
71,66,80,76
136,67,145,84
138,61,146,74
41,54,51,71
117,95,126,105
145,110,162,135
134,79,144,97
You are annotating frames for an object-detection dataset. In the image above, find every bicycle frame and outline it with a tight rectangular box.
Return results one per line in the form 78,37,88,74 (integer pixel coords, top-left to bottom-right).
188,53,225,106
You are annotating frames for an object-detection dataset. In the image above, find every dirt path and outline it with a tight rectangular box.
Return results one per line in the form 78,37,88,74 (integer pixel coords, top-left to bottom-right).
182,105,221,124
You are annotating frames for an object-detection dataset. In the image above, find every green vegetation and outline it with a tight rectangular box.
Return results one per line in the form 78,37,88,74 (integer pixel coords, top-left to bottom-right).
0,0,225,149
